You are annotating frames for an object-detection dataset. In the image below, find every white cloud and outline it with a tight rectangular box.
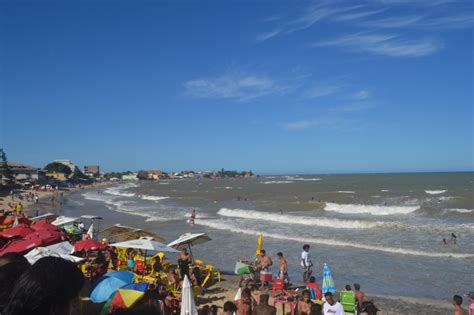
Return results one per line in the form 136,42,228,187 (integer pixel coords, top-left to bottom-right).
256,29,282,42
334,9,386,22
184,73,287,101
316,33,441,57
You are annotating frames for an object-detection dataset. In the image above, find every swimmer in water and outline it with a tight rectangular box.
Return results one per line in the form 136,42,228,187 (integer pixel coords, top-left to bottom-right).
451,233,457,244
188,209,196,224
442,238,448,245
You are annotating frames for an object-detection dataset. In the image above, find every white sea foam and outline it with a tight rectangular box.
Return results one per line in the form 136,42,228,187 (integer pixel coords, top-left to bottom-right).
262,181,294,184
159,182,170,185
324,202,419,216
445,208,474,214
140,195,170,201
381,190,390,192
196,219,474,259
104,183,138,197
425,190,447,195
285,176,321,181
217,208,379,229
337,191,355,194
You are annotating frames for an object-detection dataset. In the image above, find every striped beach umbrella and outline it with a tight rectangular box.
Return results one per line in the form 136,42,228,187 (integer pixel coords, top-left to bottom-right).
322,263,335,294
110,282,149,311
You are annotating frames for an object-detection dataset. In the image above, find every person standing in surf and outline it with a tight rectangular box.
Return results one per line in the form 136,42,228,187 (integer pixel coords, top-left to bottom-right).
301,244,313,282
189,209,196,224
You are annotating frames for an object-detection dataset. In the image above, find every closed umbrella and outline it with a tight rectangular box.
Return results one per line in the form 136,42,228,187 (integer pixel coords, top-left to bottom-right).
255,233,263,257
0,224,35,239
322,263,335,294
180,275,198,315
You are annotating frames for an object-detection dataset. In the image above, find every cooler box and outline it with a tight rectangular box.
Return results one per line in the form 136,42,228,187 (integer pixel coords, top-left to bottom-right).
260,271,272,282
235,261,252,275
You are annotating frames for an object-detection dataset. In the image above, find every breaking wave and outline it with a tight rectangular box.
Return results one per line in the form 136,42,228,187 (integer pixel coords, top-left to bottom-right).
139,195,170,201
425,190,447,195
217,208,379,229
324,202,419,216
262,181,294,184
445,208,473,214
196,219,474,259
337,191,355,194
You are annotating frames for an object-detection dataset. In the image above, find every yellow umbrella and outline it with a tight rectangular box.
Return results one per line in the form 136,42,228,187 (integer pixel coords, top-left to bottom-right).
255,233,263,257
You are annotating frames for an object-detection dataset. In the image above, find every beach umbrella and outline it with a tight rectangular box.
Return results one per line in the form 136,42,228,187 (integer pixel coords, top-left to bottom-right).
110,282,149,312
180,275,198,315
74,239,108,252
90,275,133,303
167,233,210,259
0,237,43,256
111,237,179,253
322,263,335,294
255,233,263,257
24,246,84,264
104,270,135,284
0,224,35,239
31,220,60,231
25,229,63,246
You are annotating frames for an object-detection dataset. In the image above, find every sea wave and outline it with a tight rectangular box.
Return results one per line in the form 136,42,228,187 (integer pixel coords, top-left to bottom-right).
139,195,170,201
196,219,474,259
262,181,294,184
337,191,355,194
217,208,379,229
324,202,419,216
104,183,138,197
285,176,321,181
381,190,390,192
425,190,447,195
445,208,473,214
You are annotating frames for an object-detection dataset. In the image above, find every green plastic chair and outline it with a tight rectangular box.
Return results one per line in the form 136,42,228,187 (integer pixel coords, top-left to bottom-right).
340,291,357,313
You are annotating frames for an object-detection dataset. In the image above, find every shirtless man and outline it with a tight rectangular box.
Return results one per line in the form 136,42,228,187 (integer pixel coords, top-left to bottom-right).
223,301,238,315
297,290,313,315
354,283,367,310
453,295,467,315
277,252,288,281
257,250,272,271
252,294,276,315
236,288,254,315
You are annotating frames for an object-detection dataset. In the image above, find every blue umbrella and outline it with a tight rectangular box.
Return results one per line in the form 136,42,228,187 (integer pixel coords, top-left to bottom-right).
90,276,132,303
322,263,335,294
105,270,135,283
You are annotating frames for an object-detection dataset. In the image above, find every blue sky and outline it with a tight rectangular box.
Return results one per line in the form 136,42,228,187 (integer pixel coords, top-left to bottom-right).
1,0,473,174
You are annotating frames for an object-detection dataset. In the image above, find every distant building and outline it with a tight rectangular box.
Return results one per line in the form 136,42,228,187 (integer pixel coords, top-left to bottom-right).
84,165,100,176
0,162,46,184
122,173,138,181
147,170,163,180
46,172,68,181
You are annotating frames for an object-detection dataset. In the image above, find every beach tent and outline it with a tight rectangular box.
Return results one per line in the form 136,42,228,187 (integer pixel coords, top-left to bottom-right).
0,224,35,239
24,246,84,264
0,237,43,256
167,233,211,259
110,237,179,253
31,220,60,231
100,224,165,243
181,275,198,315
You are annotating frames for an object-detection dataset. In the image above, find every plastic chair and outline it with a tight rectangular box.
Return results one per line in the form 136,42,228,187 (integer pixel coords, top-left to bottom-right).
271,278,286,297
340,291,357,313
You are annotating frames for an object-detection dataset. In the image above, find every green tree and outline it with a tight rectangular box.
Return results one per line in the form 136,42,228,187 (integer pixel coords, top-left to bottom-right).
44,162,72,176
0,149,14,186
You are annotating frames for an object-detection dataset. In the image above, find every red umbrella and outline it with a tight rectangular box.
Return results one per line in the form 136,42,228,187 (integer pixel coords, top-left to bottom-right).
0,237,43,256
0,224,35,239
25,230,63,247
31,220,60,231
74,239,108,252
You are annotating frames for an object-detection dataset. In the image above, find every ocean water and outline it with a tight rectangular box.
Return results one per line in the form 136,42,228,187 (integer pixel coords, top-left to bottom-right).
66,173,474,300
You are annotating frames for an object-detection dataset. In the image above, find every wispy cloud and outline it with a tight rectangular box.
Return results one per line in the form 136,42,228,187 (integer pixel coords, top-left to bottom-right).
184,73,287,101
304,84,343,99
316,33,441,57
282,118,346,131
354,90,371,100
329,102,376,112
334,9,387,22
256,29,282,42
364,14,474,29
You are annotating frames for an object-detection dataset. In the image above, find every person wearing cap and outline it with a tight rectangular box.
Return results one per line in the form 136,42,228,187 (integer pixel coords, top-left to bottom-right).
453,295,467,315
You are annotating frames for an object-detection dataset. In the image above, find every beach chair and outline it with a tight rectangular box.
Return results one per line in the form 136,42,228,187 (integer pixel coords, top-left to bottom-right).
271,279,287,297
340,291,357,313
